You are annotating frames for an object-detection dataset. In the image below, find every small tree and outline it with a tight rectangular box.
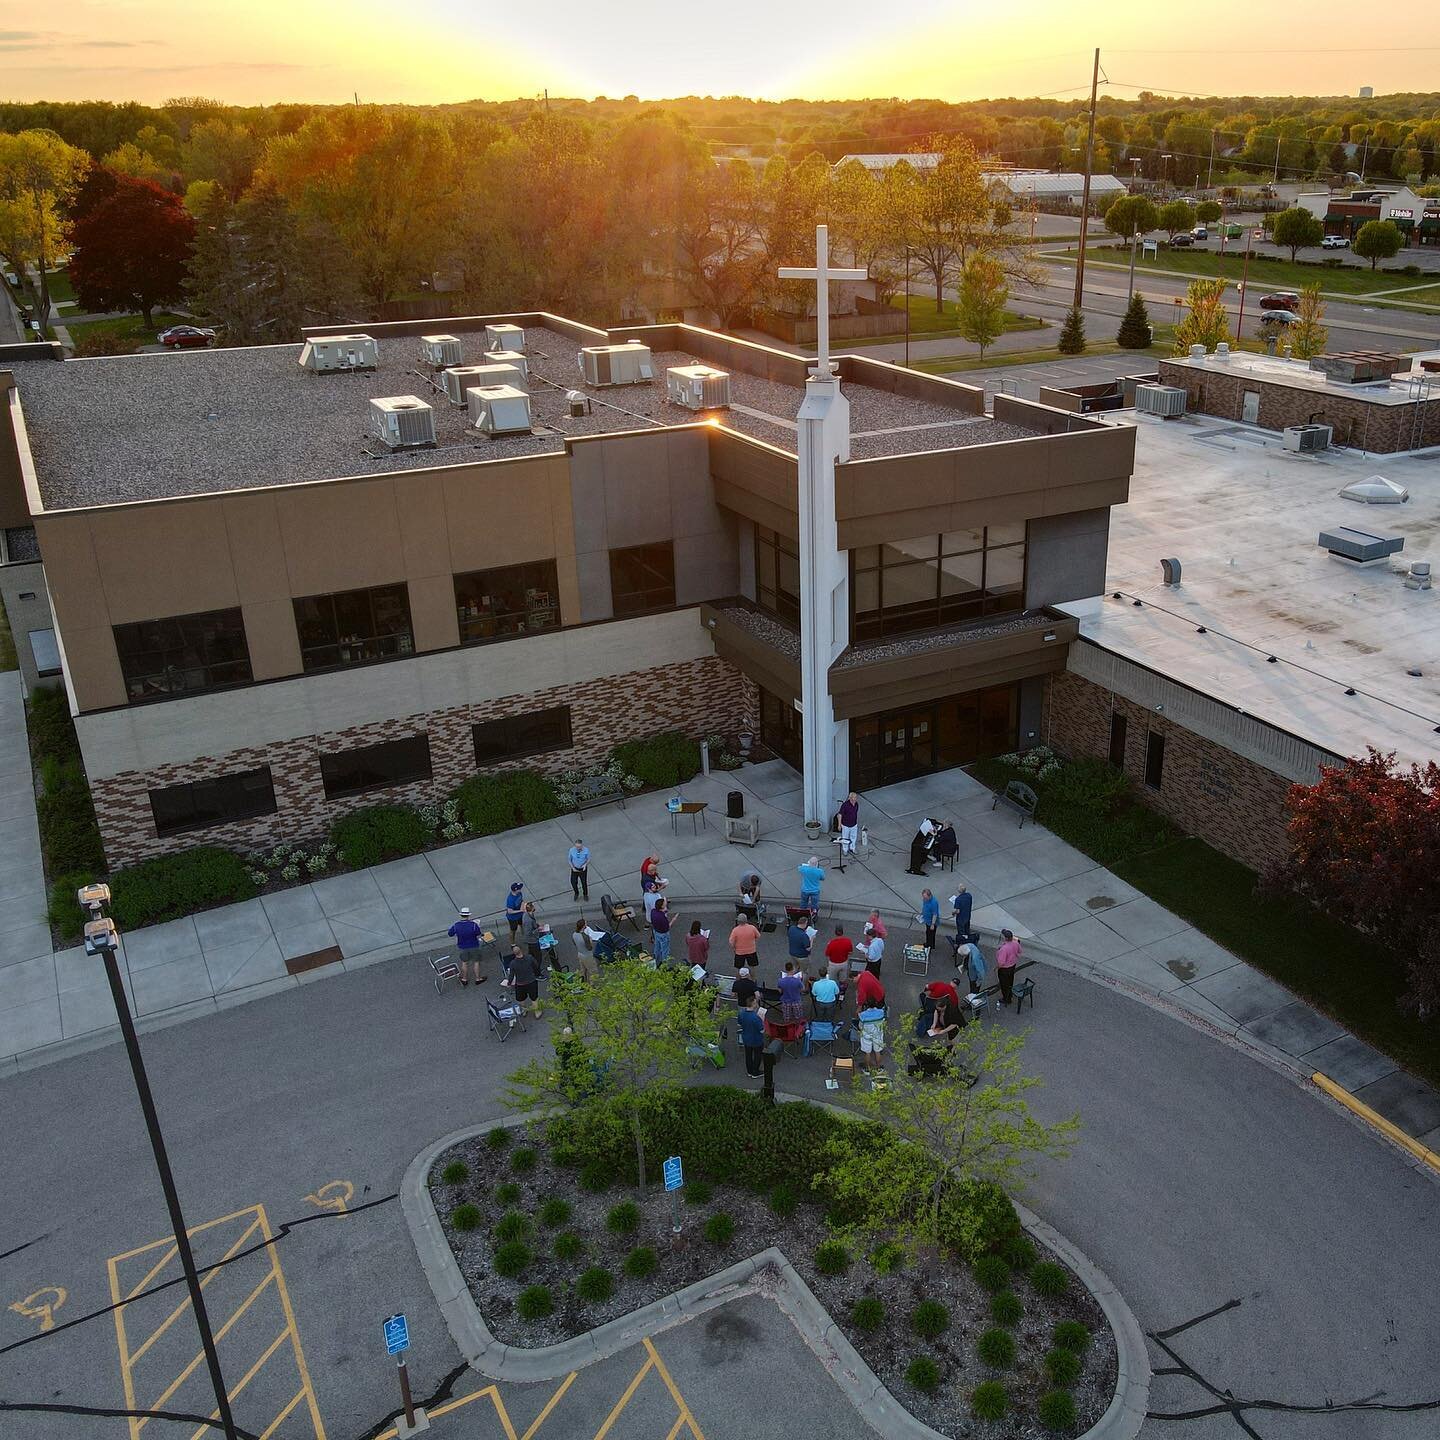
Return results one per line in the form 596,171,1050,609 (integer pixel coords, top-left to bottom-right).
1116,292,1153,349
1172,278,1230,353
1056,305,1086,355
1271,205,1324,261
955,254,1009,362
821,1026,1077,1257
1289,283,1329,359
1352,218,1403,271
505,959,717,1190
1195,200,1222,225
1157,199,1197,240
1103,194,1158,243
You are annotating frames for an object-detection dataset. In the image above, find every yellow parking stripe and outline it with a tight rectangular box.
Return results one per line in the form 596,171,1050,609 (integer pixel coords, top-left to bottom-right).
258,1388,309,1440
184,1329,291,1439
592,1354,654,1440
644,1339,707,1440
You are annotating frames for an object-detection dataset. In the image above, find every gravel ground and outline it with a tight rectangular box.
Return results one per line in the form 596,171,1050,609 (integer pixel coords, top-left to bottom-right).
432,1127,1114,1439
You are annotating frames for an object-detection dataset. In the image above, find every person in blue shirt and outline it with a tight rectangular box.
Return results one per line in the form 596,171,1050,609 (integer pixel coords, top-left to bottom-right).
797,855,825,913
447,906,487,986
505,882,525,940
736,994,766,1078
918,889,941,950
568,839,590,901
809,970,840,1013
788,919,813,961
949,885,973,941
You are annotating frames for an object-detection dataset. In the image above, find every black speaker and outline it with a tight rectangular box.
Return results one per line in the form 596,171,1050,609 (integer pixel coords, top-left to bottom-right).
727,790,744,819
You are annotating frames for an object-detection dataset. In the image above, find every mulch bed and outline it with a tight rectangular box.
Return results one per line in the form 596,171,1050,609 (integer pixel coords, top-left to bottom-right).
432,1126,1116,1438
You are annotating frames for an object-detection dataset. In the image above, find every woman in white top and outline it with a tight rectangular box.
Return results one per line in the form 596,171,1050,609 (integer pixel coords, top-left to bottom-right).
572,917,604,980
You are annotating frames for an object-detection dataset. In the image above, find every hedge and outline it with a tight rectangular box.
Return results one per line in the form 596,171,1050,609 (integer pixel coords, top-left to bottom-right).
107,847,258,930
27,686,81,766
330,804,432,869
610,732,701,789
37,760,105,876
452,771,559,835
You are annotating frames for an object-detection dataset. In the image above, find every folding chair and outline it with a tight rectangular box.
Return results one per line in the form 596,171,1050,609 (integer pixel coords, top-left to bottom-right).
903,943,931,977
429,953,461,994
601,894,639,934
804,1017,847,1060
1014,977,1036,1013
487,997,527,1041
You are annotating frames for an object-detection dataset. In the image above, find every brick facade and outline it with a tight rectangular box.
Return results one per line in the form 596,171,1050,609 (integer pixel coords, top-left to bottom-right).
1156,360,1440,453
1047,669,1294,873
92,656,760,868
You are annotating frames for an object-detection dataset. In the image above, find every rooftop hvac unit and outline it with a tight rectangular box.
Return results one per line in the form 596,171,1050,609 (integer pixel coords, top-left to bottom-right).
298,334,378,373
1135,384,1186,417
368,396,436,450
442,364,521,407
463,362,527,402
487,348,529,378
578,343,654,387
484,323,525,352
1283,424,1332,453
420,334,463,368
468,384,533,437
666,364,731,411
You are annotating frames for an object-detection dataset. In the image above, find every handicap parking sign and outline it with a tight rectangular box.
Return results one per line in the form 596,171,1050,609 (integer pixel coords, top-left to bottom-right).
383,1313,410,1355
663,1156,684,1191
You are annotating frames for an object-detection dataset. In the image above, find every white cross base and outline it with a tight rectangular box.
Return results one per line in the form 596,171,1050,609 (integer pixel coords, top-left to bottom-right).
779,224,867,377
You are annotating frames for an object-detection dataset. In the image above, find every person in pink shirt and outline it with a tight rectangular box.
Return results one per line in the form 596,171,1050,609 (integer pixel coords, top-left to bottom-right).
865,910,888,940
996,929,1022,1005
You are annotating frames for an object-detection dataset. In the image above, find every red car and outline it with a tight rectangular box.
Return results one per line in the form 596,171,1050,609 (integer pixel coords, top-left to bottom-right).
158,325,216,349
1258,293,1301,312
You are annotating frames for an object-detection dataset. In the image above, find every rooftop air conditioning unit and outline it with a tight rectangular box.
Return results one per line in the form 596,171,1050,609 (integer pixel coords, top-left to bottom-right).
666,364,731,411
368,396,436,450
463,361,527,400
442,364,519,407
1283,424,1332,453
579,343,654,387
487,348,529,379
420,334,463,368
298,334,378,373
1135,384,1186,417
484,323,525,352
468,384,533,437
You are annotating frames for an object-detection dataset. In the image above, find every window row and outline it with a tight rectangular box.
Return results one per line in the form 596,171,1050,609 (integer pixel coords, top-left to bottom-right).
148,706,575,837
113,545,679,703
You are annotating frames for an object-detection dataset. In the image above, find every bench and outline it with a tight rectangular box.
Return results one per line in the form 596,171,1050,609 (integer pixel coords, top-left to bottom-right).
992,779,1037,827
573,775,625,813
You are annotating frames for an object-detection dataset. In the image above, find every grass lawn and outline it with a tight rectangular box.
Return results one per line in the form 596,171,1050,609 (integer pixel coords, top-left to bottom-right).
845,294,1045,347
40,266,75,304
1075,246,1431,298
65,311,187,356
0,602,17,672
915,330,1174,374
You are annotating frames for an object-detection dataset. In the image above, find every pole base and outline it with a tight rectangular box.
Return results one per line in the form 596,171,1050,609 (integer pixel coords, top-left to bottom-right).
396,1407,430,1437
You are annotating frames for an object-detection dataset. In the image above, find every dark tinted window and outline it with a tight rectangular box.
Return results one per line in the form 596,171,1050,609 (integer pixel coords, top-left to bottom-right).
455,561,560,644
1108,712,1128,770
294,584,413,672
755,526,800,625
1145,730,1166,790
473,707,573,765
609,542,675,617
149,767,277,838
319,734,432,799
114,608,252,701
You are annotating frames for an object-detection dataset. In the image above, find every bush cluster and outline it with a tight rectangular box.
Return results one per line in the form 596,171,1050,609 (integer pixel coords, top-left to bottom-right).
814,1240,850,1275
990,1290,1023,1327
494,1241,531,1278
576,1265,614,1302
610,732,701,789
905,1355,940,1394
684,1179,713,1205
450,1203,482,1232
495,1182,521,1206
1030,1261,1069,1298
1044,1347,1082,1386
1052,1320,1091,1353
911,1300,950,1339
606,1201,640,1235
977,1327,1016,1368
623,1246,657,1279
108,847,258,931
1002,1236,1038,1272
38,759,104,877
495,1212,531,1243
851,1296,885,1333
440,1160,468,1185
703,1212,735,1246
329,804,432,869
971,1381,1008,1421
511,1146,538,1174
538,1198,571,1229
973,1254,1011,1294
486,1127,512,1150
516,1285,553,1320
553,1232,584,1262
453,771,559,835
1037,1390,1078,1431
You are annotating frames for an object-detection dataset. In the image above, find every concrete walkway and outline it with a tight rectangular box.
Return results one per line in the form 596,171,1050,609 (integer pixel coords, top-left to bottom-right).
3,739,1437,1151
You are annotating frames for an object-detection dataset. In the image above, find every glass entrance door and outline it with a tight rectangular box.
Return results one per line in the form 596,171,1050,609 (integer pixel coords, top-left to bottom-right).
849,683,1017,792
759,688,803,772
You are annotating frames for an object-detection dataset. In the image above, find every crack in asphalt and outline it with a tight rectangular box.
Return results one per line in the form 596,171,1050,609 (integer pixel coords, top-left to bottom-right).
0,1399,262,1436
353,1359,472,1440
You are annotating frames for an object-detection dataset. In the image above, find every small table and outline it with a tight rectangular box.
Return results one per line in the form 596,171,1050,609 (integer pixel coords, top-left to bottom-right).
668,800,708,834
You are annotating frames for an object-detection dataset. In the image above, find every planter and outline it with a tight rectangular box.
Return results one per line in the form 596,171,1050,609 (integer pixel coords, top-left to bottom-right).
805,820,824,840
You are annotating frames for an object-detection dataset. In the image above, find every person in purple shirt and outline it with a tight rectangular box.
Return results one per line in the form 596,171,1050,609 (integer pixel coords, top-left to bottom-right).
777,961,806,1021
838,791,860,856
651,897,674,963
447,906,487,986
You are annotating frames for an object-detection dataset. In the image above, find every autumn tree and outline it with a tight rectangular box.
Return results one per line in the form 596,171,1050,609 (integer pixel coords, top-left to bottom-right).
1352,218,1403,270
1272,205,1324,260
69,175,195,326
1172,278,1230,353
675,159,768,329
892,138,991,311
0,129,90,325
1289,282,1329,359
955,254,1008,361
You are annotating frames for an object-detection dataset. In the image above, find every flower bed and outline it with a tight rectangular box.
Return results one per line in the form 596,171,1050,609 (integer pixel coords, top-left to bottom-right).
429,1091,1114,1437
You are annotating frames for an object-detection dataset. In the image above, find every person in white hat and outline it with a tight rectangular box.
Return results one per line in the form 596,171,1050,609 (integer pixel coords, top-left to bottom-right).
448,906,487,986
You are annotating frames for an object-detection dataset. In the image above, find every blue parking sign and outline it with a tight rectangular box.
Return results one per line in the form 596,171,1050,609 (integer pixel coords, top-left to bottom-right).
663,1156,684,1191
383,1313,410,1355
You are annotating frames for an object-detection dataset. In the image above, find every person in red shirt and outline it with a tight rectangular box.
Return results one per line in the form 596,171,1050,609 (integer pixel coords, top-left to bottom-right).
823,924,852,984
855,965,885,1012
854,967,887,1072
925,978,961,1012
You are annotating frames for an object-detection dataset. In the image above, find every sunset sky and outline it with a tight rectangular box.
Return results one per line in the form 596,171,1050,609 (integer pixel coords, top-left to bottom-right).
8,0,1440,106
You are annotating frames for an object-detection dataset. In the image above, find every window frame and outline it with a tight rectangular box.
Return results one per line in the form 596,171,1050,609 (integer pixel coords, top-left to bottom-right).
472,706,574,766
608,542,676,618
319,733,433,800
754,525,801,625
149,766,277,838
293,583,415,674
1145,729,1166,791
454,560,561,646
113,607,253,702
1108,711,1129,771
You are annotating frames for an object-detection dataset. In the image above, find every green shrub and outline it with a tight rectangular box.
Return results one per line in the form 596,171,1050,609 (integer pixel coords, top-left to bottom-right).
851,1296,885,1333
330,803,431,869
703,1212,735,1246
494,1241,531,1277
606,1201,640,1234
451,1203,482,1231
538,1198,571,1229
814,1239,851,1275
905,1356,941,1394
977,1327,1016,1368
1047,757,1128,811
1030,1261,1069,1298
1045,1347,1082,1386
580,1160,613,1192
453,771,559,836
769,1182,799,1218
108,847,257,930
576,1265,614,1302
28,686,81,765
1037,1390,1078,1432
971,1381,1008,1421
685,1180,713,1205
495,1182,522,1206
553,1231,584,1262
623,1246,657,1279
516,1285,553,1320
610,732,701,789
1002,1236,1037,1272
937,1178,1021,1262
1052,1320,1091,1354
869,1241,906,1275
486,1126,512,1150
990,1290,1023,1327
495,1211,532,1243
48,872,102,941
973,1254,1010,1293
511,1146,537,1174
37,760,105,876
911,1300,950,1339
440,1160,469,1185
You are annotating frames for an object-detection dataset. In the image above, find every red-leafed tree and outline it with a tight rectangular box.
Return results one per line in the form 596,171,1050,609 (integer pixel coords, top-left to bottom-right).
68,174,195,328
1279,749,1440,1015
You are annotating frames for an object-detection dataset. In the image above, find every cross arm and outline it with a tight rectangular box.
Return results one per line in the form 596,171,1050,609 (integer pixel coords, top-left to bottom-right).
778,266,869,281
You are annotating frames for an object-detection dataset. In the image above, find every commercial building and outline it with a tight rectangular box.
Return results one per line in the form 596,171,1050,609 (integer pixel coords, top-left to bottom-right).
1298,186,1440,246
0,315,1134,868
985,172,1128,207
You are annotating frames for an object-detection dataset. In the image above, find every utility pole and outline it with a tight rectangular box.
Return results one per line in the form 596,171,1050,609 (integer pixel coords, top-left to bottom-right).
1072,46,1101,311
1235,228,1254,343
1359,136,1369,183
1207,129,1217,191
1273,135,1282,186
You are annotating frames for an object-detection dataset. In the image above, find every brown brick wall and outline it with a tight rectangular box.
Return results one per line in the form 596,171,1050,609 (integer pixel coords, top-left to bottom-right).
93,656,760,868
1156,360,1440,453
1047,669,1294,873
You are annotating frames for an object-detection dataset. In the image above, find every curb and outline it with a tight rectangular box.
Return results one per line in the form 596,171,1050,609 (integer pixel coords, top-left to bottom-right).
1312,1071,1440,1175
400,1102,1150,1439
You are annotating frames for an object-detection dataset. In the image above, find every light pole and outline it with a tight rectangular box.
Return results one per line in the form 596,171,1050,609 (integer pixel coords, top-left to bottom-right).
79,885,239,1440
1235,228,1255,345
903,245,911,369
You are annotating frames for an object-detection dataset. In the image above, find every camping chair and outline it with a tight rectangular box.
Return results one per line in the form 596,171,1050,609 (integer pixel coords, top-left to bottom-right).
686,1035,727,1070
601,893,639,934
486,996,527,1041
428,953,461,994
804,1016,847,1060
811,997,839,1022
903,942,931,977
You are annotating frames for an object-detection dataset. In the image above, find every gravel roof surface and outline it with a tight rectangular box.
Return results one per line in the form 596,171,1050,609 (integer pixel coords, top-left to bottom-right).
17,325,1040,510
835,611,1054,668
713,603,801,660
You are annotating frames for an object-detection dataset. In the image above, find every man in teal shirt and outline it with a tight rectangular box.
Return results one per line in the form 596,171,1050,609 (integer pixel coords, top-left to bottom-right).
798,855,824,912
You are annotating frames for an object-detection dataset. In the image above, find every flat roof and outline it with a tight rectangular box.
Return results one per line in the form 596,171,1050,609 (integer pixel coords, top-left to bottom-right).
1161,350,1435,407
14,324,1034,510
1063,410,1440,768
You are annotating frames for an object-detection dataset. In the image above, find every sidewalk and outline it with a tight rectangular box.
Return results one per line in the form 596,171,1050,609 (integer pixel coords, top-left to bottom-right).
2,730,1437,1150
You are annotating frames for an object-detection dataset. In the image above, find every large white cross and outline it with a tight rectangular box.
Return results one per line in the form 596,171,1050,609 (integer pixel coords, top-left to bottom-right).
778,224,866,375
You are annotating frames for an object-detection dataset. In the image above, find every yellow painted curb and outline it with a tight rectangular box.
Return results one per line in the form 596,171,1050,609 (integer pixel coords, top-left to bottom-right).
1312,1072,1440,1175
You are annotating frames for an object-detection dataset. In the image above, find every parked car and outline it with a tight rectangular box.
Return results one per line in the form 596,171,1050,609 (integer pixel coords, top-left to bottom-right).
1258,292,1301,311
1191,225,1209,240
1170,233,1195,247
1258,309,1299,326
1321,234,1350,249
158,325,216,349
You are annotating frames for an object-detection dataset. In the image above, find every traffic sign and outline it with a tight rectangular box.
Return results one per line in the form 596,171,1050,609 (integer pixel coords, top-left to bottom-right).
383,1313,410,1355
663,1156,684,1192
